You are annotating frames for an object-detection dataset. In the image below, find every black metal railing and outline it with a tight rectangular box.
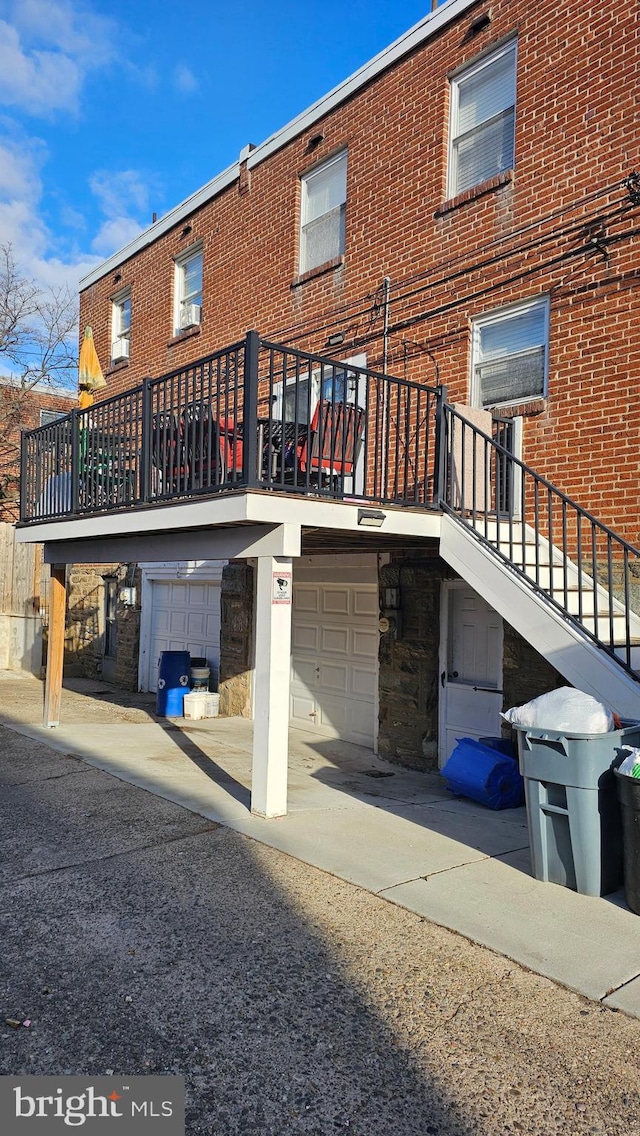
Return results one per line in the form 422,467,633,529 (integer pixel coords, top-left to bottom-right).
20,332,441,521
440,405,640,676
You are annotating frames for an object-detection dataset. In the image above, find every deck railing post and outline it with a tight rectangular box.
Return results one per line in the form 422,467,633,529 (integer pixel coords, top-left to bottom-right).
140,378,153,502
243,330,260,487
70,409,80,515
433,384,448,505
19,429,29,521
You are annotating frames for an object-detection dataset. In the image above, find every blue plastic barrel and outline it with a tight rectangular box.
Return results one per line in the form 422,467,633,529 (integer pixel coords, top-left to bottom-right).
156,650,191,717
442,737,525,810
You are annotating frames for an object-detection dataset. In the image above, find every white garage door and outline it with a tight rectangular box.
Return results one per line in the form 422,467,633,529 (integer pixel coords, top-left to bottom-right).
148,580,221,692
290,573,378,747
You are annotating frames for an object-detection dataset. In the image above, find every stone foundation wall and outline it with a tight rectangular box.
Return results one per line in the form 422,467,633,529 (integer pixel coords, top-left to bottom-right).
378,551,452,771
377,552,568,771
65,564,111,677
219,561,254,717
114,567,142,691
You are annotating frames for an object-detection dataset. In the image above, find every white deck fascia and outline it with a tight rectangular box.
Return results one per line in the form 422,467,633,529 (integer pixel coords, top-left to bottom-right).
17,492,443,549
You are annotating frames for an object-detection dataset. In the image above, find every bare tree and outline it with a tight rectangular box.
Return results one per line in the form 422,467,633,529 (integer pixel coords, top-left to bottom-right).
0,244,78,514
0,243,78,390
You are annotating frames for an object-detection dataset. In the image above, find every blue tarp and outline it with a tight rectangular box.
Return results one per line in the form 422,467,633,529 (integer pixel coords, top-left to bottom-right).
442,737,525,810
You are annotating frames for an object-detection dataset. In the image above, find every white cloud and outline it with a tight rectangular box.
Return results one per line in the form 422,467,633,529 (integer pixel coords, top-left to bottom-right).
0,5,155,288
174,63,198,95
89,169,150,221
9,0,115,63
0,0,117,117
0,130,100,294
0,20,82,116
90,216,145,258
88,168,151,257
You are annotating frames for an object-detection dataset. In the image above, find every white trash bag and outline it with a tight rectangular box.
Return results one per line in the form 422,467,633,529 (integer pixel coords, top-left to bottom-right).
617,746,640,778
502,686,615,734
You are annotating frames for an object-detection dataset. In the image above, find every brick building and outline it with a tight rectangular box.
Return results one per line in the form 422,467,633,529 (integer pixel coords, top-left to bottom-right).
17,0,640,814
0,381,75,522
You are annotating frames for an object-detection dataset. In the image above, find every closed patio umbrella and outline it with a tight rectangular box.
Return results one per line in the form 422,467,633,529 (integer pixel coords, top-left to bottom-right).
78,326,107,408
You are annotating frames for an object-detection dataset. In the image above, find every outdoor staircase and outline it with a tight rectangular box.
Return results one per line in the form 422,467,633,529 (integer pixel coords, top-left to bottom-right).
439,405,640,719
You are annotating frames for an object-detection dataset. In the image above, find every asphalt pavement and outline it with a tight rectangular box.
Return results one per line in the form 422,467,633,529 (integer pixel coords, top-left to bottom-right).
0,677,640,1134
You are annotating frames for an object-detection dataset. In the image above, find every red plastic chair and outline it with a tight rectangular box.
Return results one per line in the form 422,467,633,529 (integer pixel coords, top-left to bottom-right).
298,400,364,487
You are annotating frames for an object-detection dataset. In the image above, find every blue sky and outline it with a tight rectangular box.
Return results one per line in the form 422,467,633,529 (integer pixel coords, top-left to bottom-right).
0,0,439,297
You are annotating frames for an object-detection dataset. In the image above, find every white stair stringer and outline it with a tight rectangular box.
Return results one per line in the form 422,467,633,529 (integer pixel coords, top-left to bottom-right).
439,513,640,720
470,516,640,662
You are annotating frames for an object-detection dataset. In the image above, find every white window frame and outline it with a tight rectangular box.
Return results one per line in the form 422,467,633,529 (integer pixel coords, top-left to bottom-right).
39,409,67,427
272,352,366,426
471,296,550,410
448,40,517,198
111,287,131,362
299,150,347,275
174,243,203,334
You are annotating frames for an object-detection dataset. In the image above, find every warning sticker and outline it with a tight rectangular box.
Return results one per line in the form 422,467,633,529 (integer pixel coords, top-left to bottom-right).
272,571,292,604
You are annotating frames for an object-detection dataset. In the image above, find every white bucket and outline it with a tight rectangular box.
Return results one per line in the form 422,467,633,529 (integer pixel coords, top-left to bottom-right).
204,693,220,718
190,666,210,692
183,692,207,720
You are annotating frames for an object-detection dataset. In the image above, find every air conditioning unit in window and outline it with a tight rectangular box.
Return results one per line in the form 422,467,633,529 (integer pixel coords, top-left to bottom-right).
180,303,201,330
111,338,130,362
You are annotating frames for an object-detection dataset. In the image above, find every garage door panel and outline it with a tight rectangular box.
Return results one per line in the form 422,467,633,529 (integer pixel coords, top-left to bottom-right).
321,588,350,616
292,623,319,652
168,611,188,635
351,665,377,699
320,626,350,655
316,697,373,745
186,611,210,636
318,662,349,693
294,587,321,614
352,628,379,659
290,692,316,727
292,658,317,686
353,589,378,616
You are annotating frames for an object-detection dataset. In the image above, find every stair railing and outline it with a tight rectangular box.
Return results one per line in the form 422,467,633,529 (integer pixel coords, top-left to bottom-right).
439,403,640,677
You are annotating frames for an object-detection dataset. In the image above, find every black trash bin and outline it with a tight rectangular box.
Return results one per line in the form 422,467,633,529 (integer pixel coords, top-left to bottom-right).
614,770,640,915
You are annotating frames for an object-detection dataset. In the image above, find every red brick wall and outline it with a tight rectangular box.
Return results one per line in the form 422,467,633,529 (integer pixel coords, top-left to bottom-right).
80,0,640,541
0,386,76,521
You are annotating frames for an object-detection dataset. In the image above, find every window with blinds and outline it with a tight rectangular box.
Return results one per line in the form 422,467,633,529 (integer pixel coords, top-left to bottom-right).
449,41,517,197
472,297,549,408
299,150,347,275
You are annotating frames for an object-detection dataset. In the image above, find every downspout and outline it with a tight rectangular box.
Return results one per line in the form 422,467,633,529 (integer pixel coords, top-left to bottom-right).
381,276,391,497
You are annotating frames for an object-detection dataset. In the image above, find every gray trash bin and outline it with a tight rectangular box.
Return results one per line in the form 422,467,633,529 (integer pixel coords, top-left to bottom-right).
512,722,640,897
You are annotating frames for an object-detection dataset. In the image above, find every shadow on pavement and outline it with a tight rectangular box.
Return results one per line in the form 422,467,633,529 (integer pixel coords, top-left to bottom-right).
0,723,475,1136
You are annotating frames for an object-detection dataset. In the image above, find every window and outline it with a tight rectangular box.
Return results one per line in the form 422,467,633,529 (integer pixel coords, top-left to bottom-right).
103,577,118,660
299,151,347,275
472,297,549,409
111,288,131,362
275,354,366,425
449,41,516,197
174,245,203,333
39,409,67,427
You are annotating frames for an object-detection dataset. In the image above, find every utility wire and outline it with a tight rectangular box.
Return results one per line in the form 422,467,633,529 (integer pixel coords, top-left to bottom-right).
271,178,637,347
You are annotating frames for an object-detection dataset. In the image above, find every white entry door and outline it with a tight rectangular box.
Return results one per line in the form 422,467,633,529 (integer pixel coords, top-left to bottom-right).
291,574,378,747
147,580,221,692
439,583,503,766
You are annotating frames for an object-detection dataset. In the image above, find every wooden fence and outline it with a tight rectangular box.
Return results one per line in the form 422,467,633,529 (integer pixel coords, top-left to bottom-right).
0,522,44,674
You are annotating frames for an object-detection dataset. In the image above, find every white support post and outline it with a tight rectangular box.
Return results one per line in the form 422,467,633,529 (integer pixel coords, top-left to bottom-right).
251,555,293,818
